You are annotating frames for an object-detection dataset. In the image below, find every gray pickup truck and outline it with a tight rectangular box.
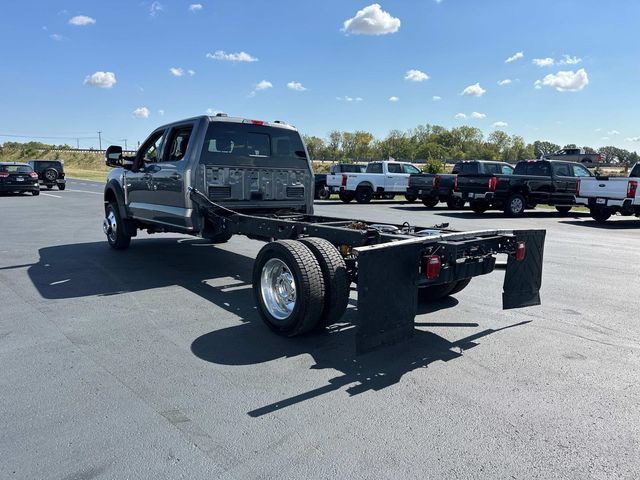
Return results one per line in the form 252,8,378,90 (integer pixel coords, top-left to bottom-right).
544,148,602,165
102,115,546,353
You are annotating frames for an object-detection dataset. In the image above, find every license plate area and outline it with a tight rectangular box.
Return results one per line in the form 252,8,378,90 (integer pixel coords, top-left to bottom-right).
596,198,606,205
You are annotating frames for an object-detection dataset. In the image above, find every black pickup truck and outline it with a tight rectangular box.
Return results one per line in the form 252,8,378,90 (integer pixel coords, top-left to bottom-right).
101,115,546,353
315,163,365,200
454,159,593,215
408,160,513,208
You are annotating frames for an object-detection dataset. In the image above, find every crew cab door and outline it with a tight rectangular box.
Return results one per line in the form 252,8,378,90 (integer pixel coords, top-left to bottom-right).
149,122,196,228
550,162,582,203
385,162,408,191
126,128,167,221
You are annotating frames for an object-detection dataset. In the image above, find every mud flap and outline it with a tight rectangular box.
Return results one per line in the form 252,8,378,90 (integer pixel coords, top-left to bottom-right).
355,243,423,354
503,230,546,309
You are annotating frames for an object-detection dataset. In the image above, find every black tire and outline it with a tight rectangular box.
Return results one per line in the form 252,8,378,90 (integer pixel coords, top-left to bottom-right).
590,208,611,223
470,200,488,214
299,237,350,328
449,278,471,295
422,196,439,208
253,240,325,336
339,192,354,203
317,187,331,201
46,185,53,190
504,193,526,216
355,186,373,204
58,183,66,191
207,232,232,244
104,202,132,250
418,282,457,303
43,168,58,182
555,206,572,214
31,190,40,196
404,193,417,203
446,197,465,209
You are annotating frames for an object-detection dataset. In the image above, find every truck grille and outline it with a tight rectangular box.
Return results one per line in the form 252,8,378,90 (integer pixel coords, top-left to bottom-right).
208,186,231,201
286,186,305,198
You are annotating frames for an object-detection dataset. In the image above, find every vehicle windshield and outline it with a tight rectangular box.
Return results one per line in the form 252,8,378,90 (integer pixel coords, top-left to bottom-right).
630,164,640,177
200,123,307,161
0,165,33,173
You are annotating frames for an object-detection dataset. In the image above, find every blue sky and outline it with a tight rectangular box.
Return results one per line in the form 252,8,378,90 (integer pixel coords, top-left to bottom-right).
1,0,639,151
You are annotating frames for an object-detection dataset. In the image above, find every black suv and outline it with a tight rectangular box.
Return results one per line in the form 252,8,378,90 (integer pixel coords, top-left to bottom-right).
0,162,40,195
27,160,66,190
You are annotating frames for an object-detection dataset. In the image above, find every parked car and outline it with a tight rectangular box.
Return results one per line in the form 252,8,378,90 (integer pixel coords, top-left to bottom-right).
315,163,366,200
327,160,422,203
544,148,602,165
454,159,593,215
0,162,40,195
408,160,514,208
26,160,66,190
577,162,640,222
101,115,546,352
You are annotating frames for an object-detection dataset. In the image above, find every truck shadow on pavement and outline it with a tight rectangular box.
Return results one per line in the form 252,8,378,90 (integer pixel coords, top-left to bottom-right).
26,237,529,417
429,210,590,220
559,219,640,229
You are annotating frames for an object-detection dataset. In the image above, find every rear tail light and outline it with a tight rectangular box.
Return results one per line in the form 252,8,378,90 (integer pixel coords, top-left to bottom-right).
423,255,442,280
597,154,603,162
243,119,265,125
30,172,38,178
576,178,581,195
488,176,497,192
433,175,441,189
454,176,458,191
341,174,347,187
0,172,8,178
515,241,526,261
628,180,638,198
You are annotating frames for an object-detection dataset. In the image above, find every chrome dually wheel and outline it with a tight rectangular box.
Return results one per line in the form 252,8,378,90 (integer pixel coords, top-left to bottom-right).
260,258,297,321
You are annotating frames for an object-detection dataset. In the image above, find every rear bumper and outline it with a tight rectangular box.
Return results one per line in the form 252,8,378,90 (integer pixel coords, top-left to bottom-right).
0,183,39,192
39,179,66,185
454,191,494,201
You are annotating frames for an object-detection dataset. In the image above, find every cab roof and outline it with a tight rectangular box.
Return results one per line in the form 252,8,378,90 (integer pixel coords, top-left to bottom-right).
156,115,298,132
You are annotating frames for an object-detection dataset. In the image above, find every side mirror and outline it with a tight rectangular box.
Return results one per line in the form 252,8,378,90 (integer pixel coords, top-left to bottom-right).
105,145,123,167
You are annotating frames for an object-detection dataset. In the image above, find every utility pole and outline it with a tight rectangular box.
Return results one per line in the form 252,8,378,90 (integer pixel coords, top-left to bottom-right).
97,131,102,150
76,138,79,149
121,139,128,150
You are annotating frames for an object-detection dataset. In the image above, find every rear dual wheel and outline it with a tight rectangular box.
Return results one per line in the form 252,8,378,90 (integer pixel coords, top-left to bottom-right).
422,196,439,208
253,239,349,336
418,278,472,303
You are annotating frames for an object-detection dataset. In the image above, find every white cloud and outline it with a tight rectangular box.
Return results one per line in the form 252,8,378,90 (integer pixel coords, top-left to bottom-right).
132,107,150,119
471,112,486,119
188,69,195,76
205,108,222,115
461,82,486,97
342,4,400,35
627,136,640,142
149,1,163,16
534,79,542,90
542,68,589,92
69,15,95,26
50,33,64,41
84,71,117,88
355,97,363,102
505,51,523,63
404,69,429,82
189,3,203,12
432,95,441,101
559,54,582,65
158,109,165,116
287,81,306,91
533,57,555,67
607,130,620,135
169,67,184,77
255,80,272,91
337,96,363,102
498,79,512,86
493,121,508,129
454,113,467,119
206,50,258,62
388,96,399,102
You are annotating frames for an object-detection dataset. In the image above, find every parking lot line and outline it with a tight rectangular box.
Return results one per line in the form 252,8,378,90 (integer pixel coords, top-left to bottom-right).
64,189,102,195
41,193,62,198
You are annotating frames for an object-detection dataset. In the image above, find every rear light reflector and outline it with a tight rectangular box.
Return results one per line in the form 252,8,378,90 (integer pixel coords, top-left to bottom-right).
30,172,38,178
628,180,638,198
424,255,442,280
341,174,347,187
488,176,497,192
0,172,8,178
515,241,526,261
250,119,264,125
454,176,458,191
576,178,581,195
433,175,441,189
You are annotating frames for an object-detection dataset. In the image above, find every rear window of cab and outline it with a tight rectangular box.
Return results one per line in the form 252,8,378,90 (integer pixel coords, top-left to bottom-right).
0,165,33,173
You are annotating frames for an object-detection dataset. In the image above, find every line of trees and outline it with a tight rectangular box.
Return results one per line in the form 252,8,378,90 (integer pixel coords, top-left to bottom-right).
302,125,640,166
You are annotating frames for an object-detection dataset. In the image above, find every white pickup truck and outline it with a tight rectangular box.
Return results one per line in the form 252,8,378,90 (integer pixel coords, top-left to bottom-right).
577,162,640,222
326,160,422,204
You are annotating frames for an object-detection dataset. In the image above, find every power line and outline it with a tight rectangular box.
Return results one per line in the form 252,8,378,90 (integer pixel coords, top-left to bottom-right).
0,133,97,140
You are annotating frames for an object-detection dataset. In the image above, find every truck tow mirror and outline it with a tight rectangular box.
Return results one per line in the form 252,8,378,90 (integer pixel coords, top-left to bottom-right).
105,145,123,167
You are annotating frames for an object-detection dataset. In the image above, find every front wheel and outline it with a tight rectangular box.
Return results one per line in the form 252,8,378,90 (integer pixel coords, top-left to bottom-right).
253,240,325,336
103,202,132,250
31,190,40,196
58,183,66,191
504,193,526,216
317,187,331,201
404,193,417,203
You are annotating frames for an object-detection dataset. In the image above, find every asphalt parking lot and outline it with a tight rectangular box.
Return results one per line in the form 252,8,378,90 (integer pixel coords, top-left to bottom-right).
1,179,639,479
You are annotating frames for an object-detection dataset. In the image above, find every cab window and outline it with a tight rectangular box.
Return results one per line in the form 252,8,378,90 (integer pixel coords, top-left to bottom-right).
403,164,421,174
552,163,572,176
165,125,193,162
572,164,592,177
138,131,165,164
387,163,403,174
501,164,514,175
366,163,383,174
